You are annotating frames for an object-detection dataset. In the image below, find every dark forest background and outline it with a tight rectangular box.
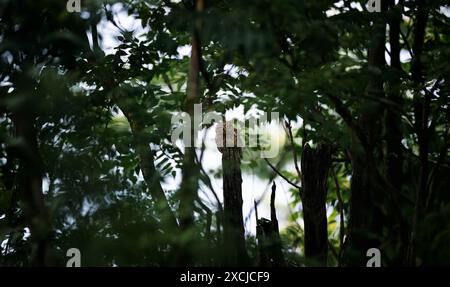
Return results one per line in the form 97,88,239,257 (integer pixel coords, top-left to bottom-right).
0,0,449,267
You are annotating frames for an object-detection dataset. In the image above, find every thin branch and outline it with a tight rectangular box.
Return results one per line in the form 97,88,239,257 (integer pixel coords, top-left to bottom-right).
195,197,212,239
270,182,278,222
245,152,290,225
401,144,450,169
284,120,302,180
254,200,259,222
385,46,391,57
326,93,370,149
399,29,414,59
328,241,339,263
194,153,223,212
199,126,208,164
264,158,300,190
162,73,174,94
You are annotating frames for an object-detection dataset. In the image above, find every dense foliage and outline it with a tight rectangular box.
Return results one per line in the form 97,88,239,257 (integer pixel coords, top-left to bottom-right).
0,0,449,266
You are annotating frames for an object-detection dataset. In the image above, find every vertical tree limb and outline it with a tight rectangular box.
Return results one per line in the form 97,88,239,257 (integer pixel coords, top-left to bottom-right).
216,122,248,266
255,183,284,267
179,0,204,231
408,0,430,266
12,106,51,266
344,0,387,266
301,143,332,266
116,102,179,233
386,0,409,265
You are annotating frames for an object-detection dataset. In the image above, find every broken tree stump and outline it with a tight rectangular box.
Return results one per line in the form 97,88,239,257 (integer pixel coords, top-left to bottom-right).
255,182,285,266
215,121,248,266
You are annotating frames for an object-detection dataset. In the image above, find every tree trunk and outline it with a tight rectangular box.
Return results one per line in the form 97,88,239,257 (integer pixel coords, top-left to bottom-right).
179,0,204,231
301,143,332,266
221,147,248,265
344,0,387,265
386,0,408,265
12,109,51,266
116,100,179,233
408,0,430,266
176,0,205,265
216,121,247,265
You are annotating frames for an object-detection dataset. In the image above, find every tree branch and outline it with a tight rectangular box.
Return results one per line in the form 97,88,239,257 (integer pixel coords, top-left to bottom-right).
284,120,302,181
264,158,300,190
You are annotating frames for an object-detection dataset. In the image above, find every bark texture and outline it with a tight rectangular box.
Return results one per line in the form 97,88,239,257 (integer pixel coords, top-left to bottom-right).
301,143,332,266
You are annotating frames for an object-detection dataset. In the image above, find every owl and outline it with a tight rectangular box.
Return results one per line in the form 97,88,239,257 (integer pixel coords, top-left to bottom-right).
215,121,241,153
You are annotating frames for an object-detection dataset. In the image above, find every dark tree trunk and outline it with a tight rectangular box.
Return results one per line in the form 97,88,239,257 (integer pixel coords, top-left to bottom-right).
300,143,332,266
116,100,179,233
221,147,248,266
386,0,408,265
344,0,387,266
408,0,430,266
386,0,403,191
12,109,51,266
179,0,204,232
345,144,384,266
175,0,204,265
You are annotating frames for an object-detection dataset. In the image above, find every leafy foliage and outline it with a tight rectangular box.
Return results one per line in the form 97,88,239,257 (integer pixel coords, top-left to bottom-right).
0,0,449,266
